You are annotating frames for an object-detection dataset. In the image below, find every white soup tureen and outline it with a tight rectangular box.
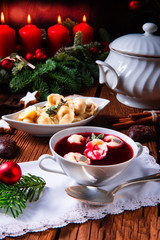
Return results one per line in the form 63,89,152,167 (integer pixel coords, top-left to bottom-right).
96,23,160,109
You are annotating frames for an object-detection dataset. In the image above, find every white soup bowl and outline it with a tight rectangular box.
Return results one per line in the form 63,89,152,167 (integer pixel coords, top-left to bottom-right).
38,126,143,186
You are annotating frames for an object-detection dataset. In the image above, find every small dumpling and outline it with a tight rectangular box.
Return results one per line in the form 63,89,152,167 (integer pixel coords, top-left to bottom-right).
72,114,85,122
67,134,85,144
36,106,46,115
65,98,75,110
57,106,74,124
73,97,86,115
64,152,90,165
47,93,65,107
36,112,55,125
104,135,123,147
18,106,37,120
85,98,98,116
50,115,59,124
22,118,34,123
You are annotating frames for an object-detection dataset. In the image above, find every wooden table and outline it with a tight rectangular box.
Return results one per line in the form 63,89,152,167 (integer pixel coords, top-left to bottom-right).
0,83,160,240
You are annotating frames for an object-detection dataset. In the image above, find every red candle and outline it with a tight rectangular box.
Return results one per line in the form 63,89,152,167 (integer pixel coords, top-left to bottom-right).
73,15,94,44
0,12,16,58
19,14,41,56
48,16,70,56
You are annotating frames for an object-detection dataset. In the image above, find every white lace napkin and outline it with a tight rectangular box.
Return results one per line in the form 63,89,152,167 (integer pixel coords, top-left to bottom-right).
0,146,160,239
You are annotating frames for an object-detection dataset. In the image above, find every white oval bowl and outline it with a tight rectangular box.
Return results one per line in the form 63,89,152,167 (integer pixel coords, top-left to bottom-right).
2,96,110,137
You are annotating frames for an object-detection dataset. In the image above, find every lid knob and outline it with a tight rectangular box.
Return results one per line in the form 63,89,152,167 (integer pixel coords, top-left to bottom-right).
142,23,158,35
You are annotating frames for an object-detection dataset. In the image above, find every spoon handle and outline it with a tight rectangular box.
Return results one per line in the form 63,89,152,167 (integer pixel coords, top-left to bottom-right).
112,172,160,195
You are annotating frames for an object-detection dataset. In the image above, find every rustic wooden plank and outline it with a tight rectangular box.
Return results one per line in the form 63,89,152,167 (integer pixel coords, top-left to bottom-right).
5,228,57,240
0,131,50,164
79,83,98,97
58,223,79,239
76,221,92,240
59,221,92,240
82,207,157,240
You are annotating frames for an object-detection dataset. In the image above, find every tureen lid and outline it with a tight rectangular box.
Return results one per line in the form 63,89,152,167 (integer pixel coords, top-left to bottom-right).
110,23,160,57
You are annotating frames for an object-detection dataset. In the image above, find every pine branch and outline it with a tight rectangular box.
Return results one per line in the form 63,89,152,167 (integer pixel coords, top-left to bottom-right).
0,174,46,218
38,59,56,75
8,32,103,99
52,62,82,92
10,67,37,92
80,64,94,87
74,31,83,46
61,17,77,35
49,81,64,94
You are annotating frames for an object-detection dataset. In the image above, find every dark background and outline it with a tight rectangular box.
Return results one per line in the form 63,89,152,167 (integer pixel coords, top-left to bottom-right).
1,0,160,39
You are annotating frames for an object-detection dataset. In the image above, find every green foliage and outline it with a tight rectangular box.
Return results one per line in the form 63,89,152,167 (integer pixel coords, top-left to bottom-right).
74,31,83,46
0,174,46,218
0,69,12,83
62,17,77,35
37,81,50,101
91,133,104,140
80,63,94,87
12,61,25,75
46,98,66,116
86,62,99,80
8,32,109,100
38,59,56,75
10,67,36,92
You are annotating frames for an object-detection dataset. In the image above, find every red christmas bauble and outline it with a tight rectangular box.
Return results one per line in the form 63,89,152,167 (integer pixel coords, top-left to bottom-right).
1,59,13,71
35,48,46,55
129,0,141,10
35,51,47,62
26,52,35,62
90,47,98,56
0,161,22,185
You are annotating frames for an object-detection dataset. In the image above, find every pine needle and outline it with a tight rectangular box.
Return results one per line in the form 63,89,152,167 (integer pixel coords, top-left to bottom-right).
0,174,46,218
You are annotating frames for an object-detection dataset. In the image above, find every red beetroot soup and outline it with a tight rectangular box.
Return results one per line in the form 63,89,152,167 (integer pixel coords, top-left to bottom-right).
54,132,134,166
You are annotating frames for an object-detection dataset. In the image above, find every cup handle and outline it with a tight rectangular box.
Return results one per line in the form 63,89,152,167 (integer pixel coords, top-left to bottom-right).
135,142,143,158
38,154,66,176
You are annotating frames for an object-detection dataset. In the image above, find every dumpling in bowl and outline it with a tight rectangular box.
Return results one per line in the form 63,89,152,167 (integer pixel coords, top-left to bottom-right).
36,112,55,125
85,98,98,116
57,106,74,124
18,106,37,123
47,93,65,107
73,97,86,115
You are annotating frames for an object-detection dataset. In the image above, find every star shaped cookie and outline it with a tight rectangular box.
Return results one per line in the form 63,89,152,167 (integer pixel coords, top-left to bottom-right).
20,91,39,108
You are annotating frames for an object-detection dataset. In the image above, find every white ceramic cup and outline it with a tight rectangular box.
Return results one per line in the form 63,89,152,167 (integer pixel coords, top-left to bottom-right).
38,126,143,186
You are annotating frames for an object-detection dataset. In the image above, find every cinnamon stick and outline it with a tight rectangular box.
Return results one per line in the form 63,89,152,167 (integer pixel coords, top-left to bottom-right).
128,112,151,120
128,111,160,120
118,117,130,123
113,114,160,130
113,120,135,130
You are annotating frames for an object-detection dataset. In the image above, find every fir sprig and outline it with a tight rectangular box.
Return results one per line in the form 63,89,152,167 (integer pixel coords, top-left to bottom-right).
0,174,46,218
8,32,109,101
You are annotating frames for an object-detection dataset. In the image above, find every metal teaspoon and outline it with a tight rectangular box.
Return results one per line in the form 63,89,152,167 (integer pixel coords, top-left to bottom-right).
65,173,160,205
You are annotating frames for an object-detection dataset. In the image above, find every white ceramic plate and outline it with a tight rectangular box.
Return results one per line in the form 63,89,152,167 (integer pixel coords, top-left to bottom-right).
2,96,110,136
